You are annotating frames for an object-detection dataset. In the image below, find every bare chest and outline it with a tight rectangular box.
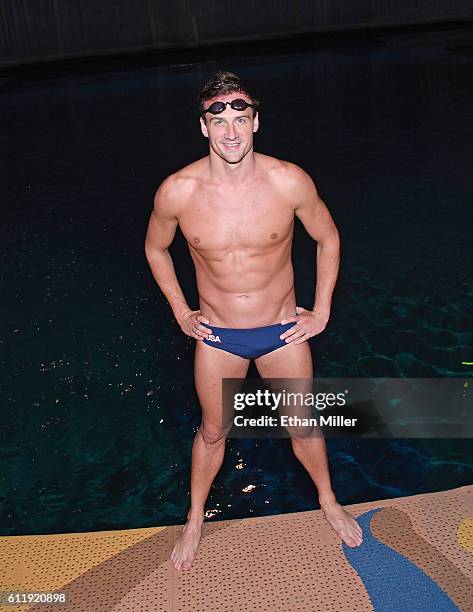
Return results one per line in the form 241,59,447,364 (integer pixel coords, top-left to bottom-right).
179,195,294,253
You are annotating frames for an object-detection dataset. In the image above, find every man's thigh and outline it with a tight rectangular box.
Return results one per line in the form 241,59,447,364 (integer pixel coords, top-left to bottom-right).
255,340,316,438
194,341,250,430
254,339,313,378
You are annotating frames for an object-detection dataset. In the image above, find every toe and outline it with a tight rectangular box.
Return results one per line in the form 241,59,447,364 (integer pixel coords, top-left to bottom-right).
183,561,191,570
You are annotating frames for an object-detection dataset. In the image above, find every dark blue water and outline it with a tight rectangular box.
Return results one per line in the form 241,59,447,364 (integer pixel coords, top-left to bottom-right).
1,31,473,535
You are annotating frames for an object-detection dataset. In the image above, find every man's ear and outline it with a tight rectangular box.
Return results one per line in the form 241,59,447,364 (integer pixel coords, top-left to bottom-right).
200,116,209,138
253,112,259,133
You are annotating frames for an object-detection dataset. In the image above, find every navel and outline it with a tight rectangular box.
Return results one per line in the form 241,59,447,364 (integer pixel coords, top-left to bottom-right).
193,236,201,244
270,232,278,240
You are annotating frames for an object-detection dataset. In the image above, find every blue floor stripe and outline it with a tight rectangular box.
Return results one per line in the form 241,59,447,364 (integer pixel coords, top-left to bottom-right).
343,509,459,612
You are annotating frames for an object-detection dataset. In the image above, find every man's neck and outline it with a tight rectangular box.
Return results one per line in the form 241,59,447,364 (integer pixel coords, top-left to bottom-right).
208,149,257,185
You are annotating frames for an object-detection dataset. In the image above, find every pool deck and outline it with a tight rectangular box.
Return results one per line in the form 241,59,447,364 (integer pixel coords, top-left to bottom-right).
1,485,472,611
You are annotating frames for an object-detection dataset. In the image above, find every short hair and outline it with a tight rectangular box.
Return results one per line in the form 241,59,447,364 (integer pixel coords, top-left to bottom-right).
197,70,259,117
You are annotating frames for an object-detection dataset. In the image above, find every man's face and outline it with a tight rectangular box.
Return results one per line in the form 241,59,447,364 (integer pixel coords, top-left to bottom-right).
200,92,259,164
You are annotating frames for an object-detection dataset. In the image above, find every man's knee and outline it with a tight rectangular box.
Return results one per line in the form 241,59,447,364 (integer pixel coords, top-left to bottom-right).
287,426,316,441
289,426,323,445
199,421,228,446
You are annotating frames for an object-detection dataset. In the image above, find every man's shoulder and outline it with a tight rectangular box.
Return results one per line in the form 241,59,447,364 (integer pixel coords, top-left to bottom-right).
154,157,209,211
258,154,313,192
158,157,209,195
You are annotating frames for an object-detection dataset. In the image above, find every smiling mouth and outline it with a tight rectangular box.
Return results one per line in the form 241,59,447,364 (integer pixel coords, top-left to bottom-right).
223,142,241,148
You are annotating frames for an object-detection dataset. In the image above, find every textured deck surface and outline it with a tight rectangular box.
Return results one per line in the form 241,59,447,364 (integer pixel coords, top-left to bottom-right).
1,486,472,611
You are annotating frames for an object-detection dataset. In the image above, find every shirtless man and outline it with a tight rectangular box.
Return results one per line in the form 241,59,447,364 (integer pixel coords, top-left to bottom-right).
145,71,363,571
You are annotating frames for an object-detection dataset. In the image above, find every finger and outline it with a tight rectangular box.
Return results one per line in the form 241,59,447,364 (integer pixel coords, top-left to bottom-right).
196,314,210,324
196,323,212,335
191,331,204,341
285,329,307,343
280,316,299,325
293,333,311,344
194,327,210,338
295,306,307,315
280,323,301,340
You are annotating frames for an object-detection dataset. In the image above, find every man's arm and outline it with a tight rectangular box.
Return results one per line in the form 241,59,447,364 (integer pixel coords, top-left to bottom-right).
293,166,340,318
144,177,192,325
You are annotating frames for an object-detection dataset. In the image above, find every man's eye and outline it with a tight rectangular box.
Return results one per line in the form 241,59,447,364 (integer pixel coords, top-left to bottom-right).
237,118,247,124
214,120,224,126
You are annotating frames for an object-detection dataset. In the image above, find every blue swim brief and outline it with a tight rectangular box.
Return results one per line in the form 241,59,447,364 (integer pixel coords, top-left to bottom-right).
202,321,298,359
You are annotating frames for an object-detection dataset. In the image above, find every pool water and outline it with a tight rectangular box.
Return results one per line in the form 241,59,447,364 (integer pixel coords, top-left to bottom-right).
1,29,473,535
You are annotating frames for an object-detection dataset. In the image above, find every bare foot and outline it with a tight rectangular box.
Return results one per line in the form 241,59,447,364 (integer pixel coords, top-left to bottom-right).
170,516,204,571
320,499,363,548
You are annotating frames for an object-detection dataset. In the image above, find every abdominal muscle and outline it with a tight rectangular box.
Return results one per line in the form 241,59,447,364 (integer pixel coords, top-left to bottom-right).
195,258,297,328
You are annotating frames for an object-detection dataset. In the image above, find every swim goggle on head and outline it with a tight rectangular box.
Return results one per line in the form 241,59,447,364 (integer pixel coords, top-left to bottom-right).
201,98,259,116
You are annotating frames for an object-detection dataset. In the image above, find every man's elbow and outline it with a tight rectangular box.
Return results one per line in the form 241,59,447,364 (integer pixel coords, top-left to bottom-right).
144,242,168,263
318,227,340,251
